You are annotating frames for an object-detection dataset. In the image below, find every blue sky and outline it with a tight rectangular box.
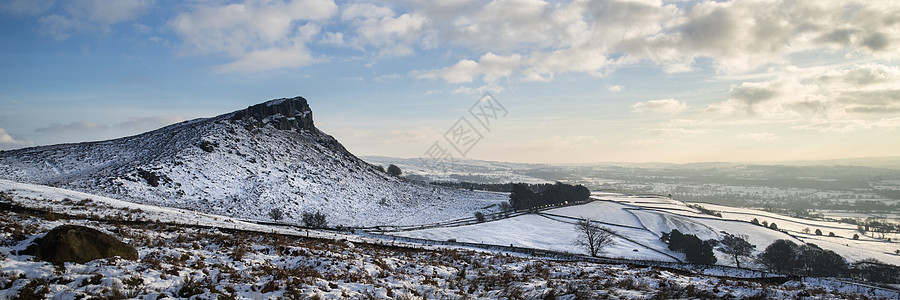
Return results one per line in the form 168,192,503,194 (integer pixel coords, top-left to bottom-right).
1,0,899,164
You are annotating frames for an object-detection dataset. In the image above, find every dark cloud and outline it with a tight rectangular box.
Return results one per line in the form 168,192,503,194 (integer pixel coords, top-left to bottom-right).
814,29,856,46
731,85,778,104
785,101,829,116
681,7,735,52
34,121,108,134
34,116,187,135
863,32,889,51
837,89,900,106
117,116,185,131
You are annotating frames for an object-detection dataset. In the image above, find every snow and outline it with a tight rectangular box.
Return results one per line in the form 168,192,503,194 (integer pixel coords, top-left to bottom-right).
2,203,894,299
0,107,506,227
391,194,900,268
1,177,899,298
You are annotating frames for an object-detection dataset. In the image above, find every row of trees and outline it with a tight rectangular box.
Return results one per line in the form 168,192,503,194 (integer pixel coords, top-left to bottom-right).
374,164,402,177
658,229,849,277
509,182,590,210
268,208,328,228
583,226,900,283
759,240,846,277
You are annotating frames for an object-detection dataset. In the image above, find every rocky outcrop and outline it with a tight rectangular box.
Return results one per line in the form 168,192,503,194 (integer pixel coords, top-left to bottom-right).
23,225,139,264
230,96,315,132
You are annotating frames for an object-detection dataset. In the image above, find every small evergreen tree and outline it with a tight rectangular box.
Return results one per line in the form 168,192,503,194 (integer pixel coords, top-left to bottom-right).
815,229,823,235
387,164,402,177
661,229,717,264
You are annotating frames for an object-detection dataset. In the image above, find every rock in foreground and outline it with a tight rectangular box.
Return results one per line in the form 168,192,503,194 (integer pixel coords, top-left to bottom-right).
24,225,138,264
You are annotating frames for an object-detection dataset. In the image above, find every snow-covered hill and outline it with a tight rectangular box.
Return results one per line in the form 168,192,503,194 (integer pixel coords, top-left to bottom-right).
0,97,504,226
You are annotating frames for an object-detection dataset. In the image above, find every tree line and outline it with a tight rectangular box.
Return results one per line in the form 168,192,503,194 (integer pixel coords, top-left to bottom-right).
509,182,590,210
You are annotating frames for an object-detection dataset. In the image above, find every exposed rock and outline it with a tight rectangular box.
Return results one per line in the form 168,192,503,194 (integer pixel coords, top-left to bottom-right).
199,140,216,152
230,96,315,132
23,225,138,264
137,169,159,187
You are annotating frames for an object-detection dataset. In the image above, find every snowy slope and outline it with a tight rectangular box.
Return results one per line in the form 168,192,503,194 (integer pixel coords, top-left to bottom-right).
0,97,505,226
3,206,888,299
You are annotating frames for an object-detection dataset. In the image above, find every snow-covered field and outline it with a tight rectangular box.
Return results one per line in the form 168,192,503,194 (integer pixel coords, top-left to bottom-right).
1,185,894,299
699,202,900,264
393,193,900,266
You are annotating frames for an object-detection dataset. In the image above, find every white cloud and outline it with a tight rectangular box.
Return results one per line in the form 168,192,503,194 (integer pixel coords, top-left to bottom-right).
215,45,320,73
0,0,53,15
415,52,522,83
34,0,154,40
171,0,337,72
0,128,33,150
607,85,623,92
375,73,402,81
75,0,153,24
341,3,393,21
450,84,504,95
344,9,426,57
402,0,900,83
37,14,75,41
792,117,900,133
737,133,778,142
117,116,186,131
646,127,709,137
632,98,687,114
704,63,900,120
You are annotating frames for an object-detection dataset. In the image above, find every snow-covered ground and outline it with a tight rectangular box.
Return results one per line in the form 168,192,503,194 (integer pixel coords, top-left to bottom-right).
699,202,900,264
2,187,895,299
0,99,507,227
393,194,900,266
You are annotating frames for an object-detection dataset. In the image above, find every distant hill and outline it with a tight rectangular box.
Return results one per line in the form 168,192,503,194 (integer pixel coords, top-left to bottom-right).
0,97,503,226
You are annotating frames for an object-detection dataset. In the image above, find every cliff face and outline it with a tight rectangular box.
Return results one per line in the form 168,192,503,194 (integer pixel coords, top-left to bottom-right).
230,97,315,132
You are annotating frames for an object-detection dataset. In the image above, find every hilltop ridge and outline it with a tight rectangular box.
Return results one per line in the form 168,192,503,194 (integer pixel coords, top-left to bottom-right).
0,97,504,226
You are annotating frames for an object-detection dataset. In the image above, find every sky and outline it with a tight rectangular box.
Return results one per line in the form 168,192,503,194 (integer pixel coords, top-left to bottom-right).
1,0,899,164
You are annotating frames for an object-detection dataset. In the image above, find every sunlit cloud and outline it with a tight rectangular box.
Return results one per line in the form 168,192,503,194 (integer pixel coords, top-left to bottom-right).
0,128,33,150
632,99,687,114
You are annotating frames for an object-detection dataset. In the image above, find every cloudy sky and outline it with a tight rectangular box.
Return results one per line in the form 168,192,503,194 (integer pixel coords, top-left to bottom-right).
1,0,898,164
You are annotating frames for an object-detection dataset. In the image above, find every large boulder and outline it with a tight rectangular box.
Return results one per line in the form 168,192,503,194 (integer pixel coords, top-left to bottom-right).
23,225,138,264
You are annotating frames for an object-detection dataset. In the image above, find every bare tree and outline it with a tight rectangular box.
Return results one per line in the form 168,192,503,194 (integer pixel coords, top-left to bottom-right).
718,233,755,268
574,218,615,257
